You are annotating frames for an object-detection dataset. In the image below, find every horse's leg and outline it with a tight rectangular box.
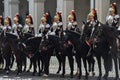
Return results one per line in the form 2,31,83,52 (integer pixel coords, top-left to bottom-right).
61,54,65,77
87,55,95,76
15,53,22,75
103,55,110,80
23,55,27,72
67,51,74,78
56,53,62,74
40,54,44,72
10,54,14,69
0,53,4,69
87,57,92,73
119,58,120,70
32,57,37,76
27,58,32,72
17,60,22,75
82,57,89,79
1,55,4,69
96,56,102,80
74,54,79,76
113,56,119,80
5,54,10,74
38,55,41,76
89,54,95,76
75,52,82,79
44,52,51,76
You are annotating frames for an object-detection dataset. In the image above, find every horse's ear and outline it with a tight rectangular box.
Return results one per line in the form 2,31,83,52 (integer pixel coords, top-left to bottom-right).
82,21,86,24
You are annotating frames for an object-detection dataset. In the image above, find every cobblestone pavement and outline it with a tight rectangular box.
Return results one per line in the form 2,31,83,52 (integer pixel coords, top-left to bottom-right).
0,57,119,80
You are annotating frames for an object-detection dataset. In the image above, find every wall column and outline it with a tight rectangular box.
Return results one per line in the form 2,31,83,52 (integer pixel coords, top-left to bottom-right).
4,0,19,19
57,0,74,30
95,0,110,23
28,0,45,34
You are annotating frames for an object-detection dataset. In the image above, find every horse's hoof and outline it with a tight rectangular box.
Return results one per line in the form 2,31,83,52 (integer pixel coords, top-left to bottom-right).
78,74,82,79
70,75,73,78
92,72,95,76
27,70,30,72
4,68,7,70
43,74,48,77
70,72,73,78
61,74,65,78
114,77,119,80
56,71,60,74
10,65,13,69
15,69,18,71
17,73,22,76
6,70,9,75
32,72,36,76
103,75,108,80
38,73,41,76
97,76,102,80
85,75,88,80
75,72,78,76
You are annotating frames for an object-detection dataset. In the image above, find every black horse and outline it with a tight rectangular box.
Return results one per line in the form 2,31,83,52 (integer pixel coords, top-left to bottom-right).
65,30,95,79
39,35,55,76
18,32,34,72
39,34,74,77
23,36,42,76
0,32,23,75
87,23,119,80
0,32,4,70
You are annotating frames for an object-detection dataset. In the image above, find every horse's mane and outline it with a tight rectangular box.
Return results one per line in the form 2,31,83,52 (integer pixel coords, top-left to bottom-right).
26,37,42,45
65,30,81,38
100,23,118,39
6,32,18,39
47,35,61,46
23,33,34,38
48,35,60,41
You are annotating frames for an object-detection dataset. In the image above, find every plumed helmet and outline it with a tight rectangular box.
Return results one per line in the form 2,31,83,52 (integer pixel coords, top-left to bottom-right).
26,15,33,24
5,16,12,26
91,9,98,20
110,2,117,14
56,11,62,22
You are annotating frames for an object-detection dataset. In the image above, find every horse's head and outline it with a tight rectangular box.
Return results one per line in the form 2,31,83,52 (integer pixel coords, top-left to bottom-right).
39,36,50,53
64,30,81,46
17,28,24,39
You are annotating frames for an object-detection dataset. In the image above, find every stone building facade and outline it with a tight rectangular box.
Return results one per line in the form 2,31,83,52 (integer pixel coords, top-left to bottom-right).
0,0,120,33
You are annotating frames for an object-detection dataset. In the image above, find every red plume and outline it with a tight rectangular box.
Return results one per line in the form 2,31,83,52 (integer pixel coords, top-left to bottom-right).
0,16,2,19
113,3,117,7
45,13,48,18
92,9,97,14
27,15,32,19
15,13,19,18
71,10,75,16
58,12,62,16
112,3,117,9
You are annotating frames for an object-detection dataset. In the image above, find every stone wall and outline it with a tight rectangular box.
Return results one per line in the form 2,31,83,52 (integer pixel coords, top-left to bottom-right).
74,0,90,28
19,0,28,24
0,0,4,16
44,0,57,20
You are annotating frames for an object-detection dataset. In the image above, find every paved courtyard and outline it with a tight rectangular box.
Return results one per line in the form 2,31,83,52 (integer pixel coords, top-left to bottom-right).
0,57,119,80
